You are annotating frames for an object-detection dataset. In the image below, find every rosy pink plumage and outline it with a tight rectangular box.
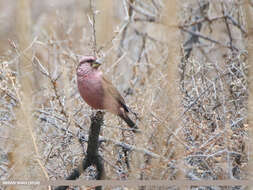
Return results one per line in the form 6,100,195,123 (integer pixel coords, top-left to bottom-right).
77,56,138,132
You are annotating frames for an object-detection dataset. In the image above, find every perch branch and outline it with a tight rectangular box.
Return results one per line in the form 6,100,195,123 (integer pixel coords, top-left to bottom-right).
54,111,105,190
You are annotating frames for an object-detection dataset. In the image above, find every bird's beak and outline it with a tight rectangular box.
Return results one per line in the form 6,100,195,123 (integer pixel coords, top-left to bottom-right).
92,60,102,68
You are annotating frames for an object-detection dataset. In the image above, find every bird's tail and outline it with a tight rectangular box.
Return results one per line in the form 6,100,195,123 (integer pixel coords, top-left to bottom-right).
120,114,138,133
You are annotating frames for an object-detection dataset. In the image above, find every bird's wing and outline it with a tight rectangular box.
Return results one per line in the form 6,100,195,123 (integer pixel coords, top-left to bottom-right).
102,76,129,112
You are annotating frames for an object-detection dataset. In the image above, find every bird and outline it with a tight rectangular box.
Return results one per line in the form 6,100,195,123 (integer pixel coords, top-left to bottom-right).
76,55,138,132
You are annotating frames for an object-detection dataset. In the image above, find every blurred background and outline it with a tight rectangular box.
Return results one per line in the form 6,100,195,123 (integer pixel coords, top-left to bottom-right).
0,0,251,190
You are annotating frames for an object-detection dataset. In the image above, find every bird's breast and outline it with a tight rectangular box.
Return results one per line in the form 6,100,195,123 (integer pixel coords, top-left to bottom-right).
77,76,104,110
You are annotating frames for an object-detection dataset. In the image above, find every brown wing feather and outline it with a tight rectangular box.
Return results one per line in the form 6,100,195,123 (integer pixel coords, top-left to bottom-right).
102,76,129,112
102,76,137,132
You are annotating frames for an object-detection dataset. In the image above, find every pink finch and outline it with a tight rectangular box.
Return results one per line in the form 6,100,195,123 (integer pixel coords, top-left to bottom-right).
77,56,138,132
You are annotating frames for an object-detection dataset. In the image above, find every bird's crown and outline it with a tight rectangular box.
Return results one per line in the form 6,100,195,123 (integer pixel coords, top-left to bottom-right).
79,56,96,64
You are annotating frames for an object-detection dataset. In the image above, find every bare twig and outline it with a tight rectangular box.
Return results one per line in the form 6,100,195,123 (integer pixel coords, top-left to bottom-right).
127,0,156,21
179,26,239,51
89,0,97,55
181,16,226,27
222,3,234,51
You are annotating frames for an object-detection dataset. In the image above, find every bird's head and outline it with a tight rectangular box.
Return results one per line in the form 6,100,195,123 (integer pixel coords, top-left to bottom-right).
77,56,102,76
79,56,102,69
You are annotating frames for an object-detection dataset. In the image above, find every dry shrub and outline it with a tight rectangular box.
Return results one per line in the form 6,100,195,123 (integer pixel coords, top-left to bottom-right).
0,0,249,190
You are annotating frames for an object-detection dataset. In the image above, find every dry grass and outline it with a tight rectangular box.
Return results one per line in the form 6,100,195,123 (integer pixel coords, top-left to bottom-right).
0,0,250,190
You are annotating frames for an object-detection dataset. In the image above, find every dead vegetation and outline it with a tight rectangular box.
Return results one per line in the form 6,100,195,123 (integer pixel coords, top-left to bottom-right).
0,0,251,190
